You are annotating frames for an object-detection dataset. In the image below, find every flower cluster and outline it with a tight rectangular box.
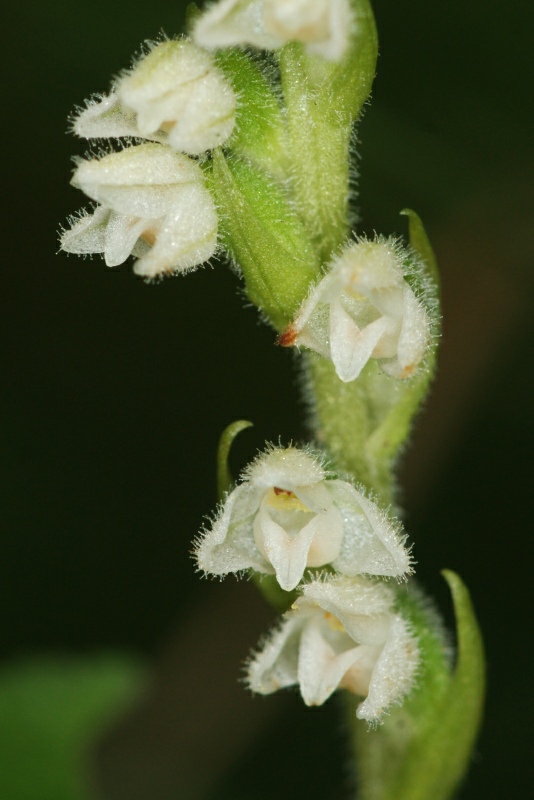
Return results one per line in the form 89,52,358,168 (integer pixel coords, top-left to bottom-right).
61,40,236,277
195,445,418,721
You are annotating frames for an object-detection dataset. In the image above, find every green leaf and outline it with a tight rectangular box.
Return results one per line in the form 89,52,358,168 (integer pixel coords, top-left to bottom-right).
352,572,485,800
214,49,290,180
277,0,378,260
0,654,144,800
217,419,253,501
212,148,320,330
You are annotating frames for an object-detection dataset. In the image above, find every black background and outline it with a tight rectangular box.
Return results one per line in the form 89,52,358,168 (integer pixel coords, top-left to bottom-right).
1,1,532,798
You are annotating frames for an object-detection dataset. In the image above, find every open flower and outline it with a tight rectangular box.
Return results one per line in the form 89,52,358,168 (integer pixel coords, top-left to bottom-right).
247,575,419,721
60,143,218,277
193,0,353,62
74,40,236,155
280,238,431,382
194,446,411,591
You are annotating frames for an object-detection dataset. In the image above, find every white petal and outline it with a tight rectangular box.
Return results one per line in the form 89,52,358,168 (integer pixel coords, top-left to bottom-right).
72,144,205,217
73,94,140,140
302,576,394,645
166,70,236,155
247,614,305,694
60,207,111,255
384,285,430,378
329,300,391,382
245,446,326,491
119,41,236,154
254,504,318,591
356,614,419,721
264,0,352,62
133,182,218,277
193,0,281,50
298,617,361,705
195,485,269,575
104,214,154,266
329,481,412,578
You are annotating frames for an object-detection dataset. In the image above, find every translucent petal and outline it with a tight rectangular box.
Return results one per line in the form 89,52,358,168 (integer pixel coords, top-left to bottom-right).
132,183,218,277
194,485,269,574
60,207,110,255
329,481,412,578
356,614,419,721
73,94,140,140
247,614,305,694
245,447,326,491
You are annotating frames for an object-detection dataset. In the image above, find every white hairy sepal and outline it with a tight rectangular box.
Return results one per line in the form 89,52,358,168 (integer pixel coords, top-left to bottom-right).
74,41,236,156
283,237,432,382
194,445,412,591
61,143,217,276
194,0,353,62
247,575,419,721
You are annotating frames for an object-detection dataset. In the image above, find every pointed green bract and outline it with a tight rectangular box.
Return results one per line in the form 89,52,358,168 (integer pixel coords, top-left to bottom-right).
277,0,378,261
214,49,290,180
216,419,253,500
212,148,320,330
352,572,485,800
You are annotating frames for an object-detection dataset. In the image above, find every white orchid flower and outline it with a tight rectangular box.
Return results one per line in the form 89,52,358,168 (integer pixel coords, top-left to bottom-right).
74,40,236,156
194,446,412,592
280,238,431,382
193,0,353,63
247,575,419,721
60,143,218,277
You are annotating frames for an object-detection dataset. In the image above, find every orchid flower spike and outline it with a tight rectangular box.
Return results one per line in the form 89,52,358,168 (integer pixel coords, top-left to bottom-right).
193,0,353,63
74,40,236,156
280,237,432,382
60,143,218,278
247,574,419,721
195,446,412,591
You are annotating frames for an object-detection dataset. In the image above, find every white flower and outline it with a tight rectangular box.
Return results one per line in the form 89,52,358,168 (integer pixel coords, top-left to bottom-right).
280,238,431,382
60,143,218,277
247,575,419,721
194,446,411,591
74,41,236,156
193,0,353,62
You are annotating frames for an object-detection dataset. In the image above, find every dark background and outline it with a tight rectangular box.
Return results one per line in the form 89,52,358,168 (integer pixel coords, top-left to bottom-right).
1,1,532,798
